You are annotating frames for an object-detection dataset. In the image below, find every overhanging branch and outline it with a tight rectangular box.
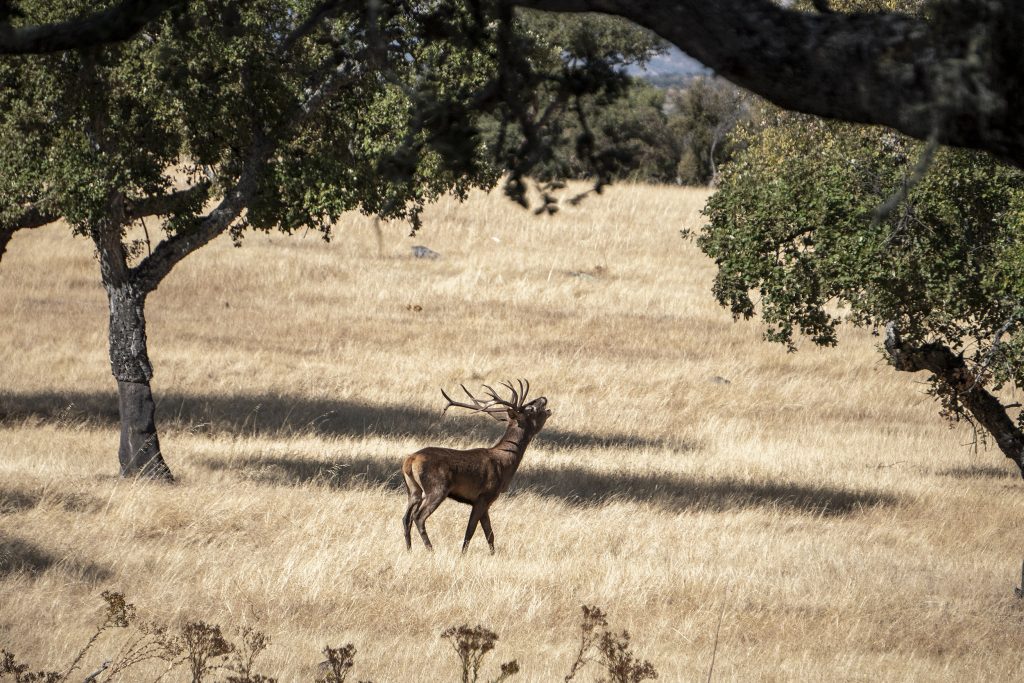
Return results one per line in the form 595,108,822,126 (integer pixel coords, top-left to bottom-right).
0,0,183,54
506,0,1024,168
131,140,270,292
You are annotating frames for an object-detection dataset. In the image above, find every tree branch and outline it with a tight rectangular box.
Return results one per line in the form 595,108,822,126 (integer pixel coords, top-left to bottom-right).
133,55,365,291
884,323,1024,477
0,0,183,54
131,140,270,292
506,0,1024,168
127,0,373,293
0,204,59,262
125,182,211,220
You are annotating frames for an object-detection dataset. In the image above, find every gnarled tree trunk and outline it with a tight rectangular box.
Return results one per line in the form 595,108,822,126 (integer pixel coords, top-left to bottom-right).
106,283,172,480
885,323,1024,478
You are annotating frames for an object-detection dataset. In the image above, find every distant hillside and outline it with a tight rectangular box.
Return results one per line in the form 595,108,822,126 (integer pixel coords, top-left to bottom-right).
629,45,711,88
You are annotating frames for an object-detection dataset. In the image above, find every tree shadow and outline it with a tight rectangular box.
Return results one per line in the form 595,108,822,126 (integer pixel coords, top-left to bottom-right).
938,464,1016,480
0,486,104,514
0,389,683,453
0,536,111,580
201,453,898,516
0,487,41,514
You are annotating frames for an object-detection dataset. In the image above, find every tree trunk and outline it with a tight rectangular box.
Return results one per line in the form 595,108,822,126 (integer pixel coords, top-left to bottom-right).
107,283,173,480
885,323,1024,478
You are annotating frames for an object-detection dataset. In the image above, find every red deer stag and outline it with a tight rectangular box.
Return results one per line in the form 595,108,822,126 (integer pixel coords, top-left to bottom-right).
402,379,550,553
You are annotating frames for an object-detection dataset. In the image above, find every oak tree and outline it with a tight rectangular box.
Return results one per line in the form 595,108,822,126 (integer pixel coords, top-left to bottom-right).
0,1,655,478
699,109,1024,476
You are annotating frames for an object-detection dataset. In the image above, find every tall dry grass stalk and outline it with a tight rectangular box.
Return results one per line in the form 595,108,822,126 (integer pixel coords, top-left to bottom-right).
1,183,1022,680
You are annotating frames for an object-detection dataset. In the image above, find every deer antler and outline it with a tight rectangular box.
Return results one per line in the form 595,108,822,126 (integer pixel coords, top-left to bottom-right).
441,384,511,421
441,380,530,419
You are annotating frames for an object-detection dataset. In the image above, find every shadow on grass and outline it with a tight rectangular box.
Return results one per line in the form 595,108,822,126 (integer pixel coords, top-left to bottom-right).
5,391,895,515
0,389,682,453
938,464,1016,480
201,453,898,516
0,487,41,514
0,486,104,515
0,536,111,581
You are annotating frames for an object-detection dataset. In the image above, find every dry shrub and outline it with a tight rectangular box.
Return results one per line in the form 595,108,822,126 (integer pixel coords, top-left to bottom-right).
564,605,657,683
440,625,519,683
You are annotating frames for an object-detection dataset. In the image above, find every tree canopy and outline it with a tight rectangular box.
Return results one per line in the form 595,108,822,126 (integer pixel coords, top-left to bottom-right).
699,108,1024,475
0,0,660,478
7,1,1024,168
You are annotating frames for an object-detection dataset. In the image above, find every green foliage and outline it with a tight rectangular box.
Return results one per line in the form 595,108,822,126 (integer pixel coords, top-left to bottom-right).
666,77,749,185
0,2,679,239
524,82,680,183
0,0,506,239
476,11,667,205
504,74,750,186
699,105,1024,422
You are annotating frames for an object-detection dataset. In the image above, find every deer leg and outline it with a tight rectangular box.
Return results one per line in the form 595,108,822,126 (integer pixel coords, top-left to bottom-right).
462,501,487,553
402,472,424,550
414,491,446,550
403,495,422,550
480,509,496,554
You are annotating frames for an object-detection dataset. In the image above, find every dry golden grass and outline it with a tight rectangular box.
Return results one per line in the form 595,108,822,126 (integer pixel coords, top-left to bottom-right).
1,183,1022,681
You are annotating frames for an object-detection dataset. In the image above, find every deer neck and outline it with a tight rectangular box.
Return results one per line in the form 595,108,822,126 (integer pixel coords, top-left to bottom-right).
491,421,533,466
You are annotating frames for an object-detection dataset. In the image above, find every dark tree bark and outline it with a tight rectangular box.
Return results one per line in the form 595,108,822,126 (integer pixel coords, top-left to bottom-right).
91,182,174,480
885,324,1024,478
510,0,1024,169
106,282,171,480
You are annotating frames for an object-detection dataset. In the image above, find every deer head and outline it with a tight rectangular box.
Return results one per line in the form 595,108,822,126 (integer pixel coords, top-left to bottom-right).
441,379,551,438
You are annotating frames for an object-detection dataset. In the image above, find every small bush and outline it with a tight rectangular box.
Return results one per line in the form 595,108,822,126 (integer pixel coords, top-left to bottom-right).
441,625,519,683
0,650,59,683
225,627,275,683
314,643,373,683
181,622,234,683
564,605,657,683
2,594,659,682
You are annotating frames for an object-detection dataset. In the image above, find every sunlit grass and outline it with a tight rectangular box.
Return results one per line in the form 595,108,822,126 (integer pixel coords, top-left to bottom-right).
1,182,1021,680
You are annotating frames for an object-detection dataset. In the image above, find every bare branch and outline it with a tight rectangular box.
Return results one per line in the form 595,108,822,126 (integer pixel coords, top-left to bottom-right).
0,0,183,54
3,204,57,230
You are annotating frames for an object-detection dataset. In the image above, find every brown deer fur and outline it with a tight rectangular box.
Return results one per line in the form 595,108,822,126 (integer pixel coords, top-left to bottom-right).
402,381,550,553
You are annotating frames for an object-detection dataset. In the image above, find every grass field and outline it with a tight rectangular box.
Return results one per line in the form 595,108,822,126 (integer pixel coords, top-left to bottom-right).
1,183,1022,681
